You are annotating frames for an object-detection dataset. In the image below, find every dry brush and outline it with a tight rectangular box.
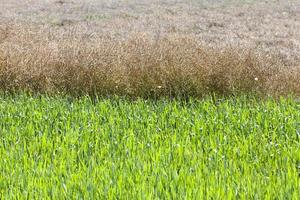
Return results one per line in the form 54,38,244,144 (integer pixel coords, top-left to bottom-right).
0,23,299,98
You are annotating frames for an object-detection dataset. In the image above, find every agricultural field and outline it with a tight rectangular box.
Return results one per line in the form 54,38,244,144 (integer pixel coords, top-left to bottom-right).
0,94,300,198
0,0,300,199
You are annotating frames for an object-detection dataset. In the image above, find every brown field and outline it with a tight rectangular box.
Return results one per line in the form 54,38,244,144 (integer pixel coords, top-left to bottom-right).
0,0,299,97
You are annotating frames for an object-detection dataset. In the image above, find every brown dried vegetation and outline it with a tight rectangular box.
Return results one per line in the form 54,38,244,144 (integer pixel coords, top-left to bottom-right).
0,23,299,98
0,0,299,98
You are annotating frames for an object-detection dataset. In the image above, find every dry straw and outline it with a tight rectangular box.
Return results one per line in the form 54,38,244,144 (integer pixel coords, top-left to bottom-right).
0,23,299,98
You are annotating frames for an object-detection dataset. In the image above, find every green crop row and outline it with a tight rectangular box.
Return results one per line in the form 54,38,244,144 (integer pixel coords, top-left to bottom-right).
0,94,299,199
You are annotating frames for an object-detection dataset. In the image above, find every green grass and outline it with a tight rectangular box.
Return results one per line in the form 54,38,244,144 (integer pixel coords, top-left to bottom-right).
0,94,299,199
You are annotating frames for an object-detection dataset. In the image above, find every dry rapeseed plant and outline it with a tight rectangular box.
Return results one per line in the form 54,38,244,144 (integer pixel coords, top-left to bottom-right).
0,23,299,98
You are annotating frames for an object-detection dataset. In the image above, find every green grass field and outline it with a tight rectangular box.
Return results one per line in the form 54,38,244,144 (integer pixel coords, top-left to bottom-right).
0,94,299,199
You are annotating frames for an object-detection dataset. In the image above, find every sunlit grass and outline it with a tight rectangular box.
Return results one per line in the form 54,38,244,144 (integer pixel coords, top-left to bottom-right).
0,94,299,199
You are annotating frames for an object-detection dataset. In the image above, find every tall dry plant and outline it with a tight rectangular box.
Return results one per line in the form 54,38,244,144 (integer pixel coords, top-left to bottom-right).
0,23,299,98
